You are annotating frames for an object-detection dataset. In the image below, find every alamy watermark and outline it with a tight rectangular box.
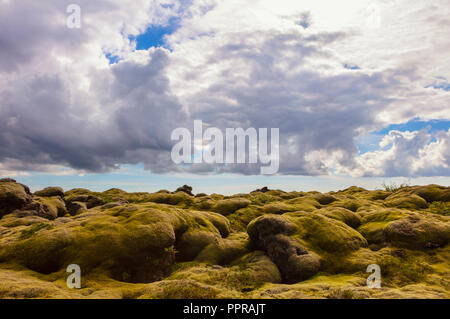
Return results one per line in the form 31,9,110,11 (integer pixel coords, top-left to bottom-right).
366,264,381,288
66,4,81,29
66,264,81,289
171,120,279,175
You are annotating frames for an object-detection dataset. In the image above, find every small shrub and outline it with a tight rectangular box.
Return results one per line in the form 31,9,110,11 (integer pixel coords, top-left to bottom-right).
382,182,409,193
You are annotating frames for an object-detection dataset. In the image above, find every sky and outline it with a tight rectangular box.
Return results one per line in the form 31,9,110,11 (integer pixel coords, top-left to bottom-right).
0,0,449,194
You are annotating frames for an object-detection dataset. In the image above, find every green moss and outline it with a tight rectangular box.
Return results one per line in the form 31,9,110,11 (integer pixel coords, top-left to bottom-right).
19,223,53,240
284,197,321,212
376,253,431,285
384,214,450,249
429,201,450,216
284,212,368,253
319,207,361,228
139,279,219,299
384,193,428,210
411,185,450,203
34,187,64,198
212,198,251,215
196,232,249,265
313,193,337,205
34,196,67,218
263,202,292,214
249,193,279,205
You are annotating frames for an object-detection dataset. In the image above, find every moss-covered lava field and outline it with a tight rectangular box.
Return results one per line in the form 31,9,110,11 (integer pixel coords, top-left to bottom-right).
0,179,449,299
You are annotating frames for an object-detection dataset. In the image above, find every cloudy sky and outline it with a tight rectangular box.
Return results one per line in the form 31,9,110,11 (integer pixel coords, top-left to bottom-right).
0,0,449,194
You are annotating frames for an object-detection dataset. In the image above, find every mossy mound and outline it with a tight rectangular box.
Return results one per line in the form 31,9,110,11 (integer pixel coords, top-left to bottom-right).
318,207,361,228
384,214,450,249
247,213,367,283
0,204,231,283
212,198,251,215
34,196,67,218
411,185,450,203
196,232,249,265
384,193,428,210
34,187,64,198
0,182,32,217
357,209,409,246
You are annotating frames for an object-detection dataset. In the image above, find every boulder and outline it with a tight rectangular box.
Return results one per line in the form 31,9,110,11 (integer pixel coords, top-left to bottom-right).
247,215,318,283
319,207,361,228
313,193,337,205
175,185,194,196
247,213,368,283
176,231,219,261
411,185,450,203
384,214,450,249
384,193,428,210
252,186,270,193
196,233,249,265
33,196,67,218
0,182,32,217
86,196,104,209
67,201,87,216
263,202,292,215
213,198,251,215
34,187,64,198
101,201,128,209
265,234,320,283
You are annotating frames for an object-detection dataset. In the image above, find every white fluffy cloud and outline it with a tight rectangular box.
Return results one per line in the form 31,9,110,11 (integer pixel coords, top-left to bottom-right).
0,0,449,177
341,129,450,177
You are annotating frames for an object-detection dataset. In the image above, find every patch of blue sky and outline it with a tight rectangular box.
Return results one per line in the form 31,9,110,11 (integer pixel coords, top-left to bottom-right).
105,52,120,64
426,77,450,91
356,133,383,154
129,17,180,51
376,118,450,135
356,118,450,155
344,63,360,70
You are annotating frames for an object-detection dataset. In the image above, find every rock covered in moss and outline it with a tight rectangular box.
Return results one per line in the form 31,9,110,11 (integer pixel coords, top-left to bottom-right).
213,198,251,215
384,214,450,249
266,234,321,283
313,193,337,205
66,201,87,216
247,215,319,283
175,185,193,196
147,191,194,206
0,205,230,283
34,187,64,198
86,196,104,209
411,185,450,203
284,212,368,253
319,207,361,228
357,209,408,246
247,212,369,283
0,182,32,217
65,194,104,209
263,202,292,214
177,231,220,261
384,193,428,210
196,233,249,265
33,196,67,218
